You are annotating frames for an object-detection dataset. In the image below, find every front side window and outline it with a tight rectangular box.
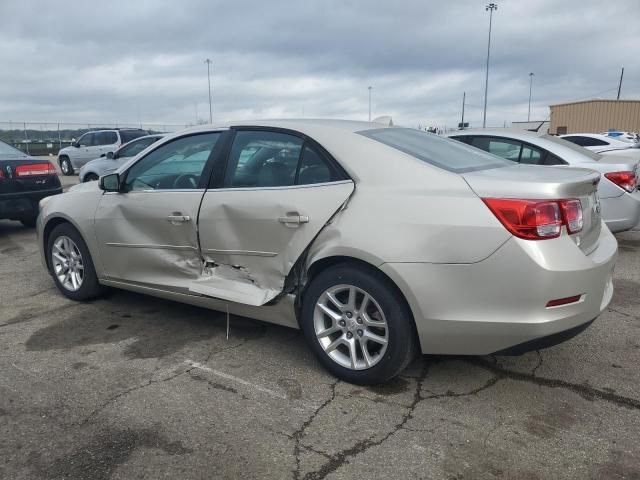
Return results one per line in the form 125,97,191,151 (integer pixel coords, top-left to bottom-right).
359,128,508,173
78,133,93,147
118,137,159,158
123,133,220,191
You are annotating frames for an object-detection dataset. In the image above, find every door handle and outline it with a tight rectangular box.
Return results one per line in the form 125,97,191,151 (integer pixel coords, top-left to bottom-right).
278,214,309,225
167,214,191,224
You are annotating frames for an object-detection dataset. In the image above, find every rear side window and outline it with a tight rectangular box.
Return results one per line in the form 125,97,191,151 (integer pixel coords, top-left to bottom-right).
96,131,118,145
471,137,522,161
359,128,508,173
223,130,343,188
119,130,148,143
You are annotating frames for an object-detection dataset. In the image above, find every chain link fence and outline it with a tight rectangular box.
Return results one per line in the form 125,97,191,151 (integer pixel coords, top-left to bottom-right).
0,121,192,156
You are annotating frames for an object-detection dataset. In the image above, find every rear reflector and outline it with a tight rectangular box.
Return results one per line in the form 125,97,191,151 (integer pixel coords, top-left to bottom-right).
483,198,584,240
546,295,582,307
15,162,57,177
605,171,637,193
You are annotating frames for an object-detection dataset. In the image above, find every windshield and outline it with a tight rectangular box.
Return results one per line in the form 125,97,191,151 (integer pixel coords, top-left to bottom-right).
358,128,509,173
0,140,28,158
542,134,602,160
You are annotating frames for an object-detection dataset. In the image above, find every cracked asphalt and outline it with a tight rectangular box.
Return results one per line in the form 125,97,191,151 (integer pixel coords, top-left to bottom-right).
1,176,640,478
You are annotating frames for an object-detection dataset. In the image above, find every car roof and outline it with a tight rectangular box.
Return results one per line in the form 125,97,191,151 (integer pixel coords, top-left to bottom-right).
446,129,546,141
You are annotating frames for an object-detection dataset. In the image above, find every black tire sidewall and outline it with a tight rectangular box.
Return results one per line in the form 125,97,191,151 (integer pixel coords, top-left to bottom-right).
84,173,98,182
300,264,415,384
47,223,103,301
59,157,73,176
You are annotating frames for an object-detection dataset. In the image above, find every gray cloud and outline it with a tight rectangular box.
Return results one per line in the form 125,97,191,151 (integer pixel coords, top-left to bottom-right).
0,0,637,129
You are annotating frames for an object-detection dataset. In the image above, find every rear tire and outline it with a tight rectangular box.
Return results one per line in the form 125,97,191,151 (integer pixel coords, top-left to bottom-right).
47,223,106,301
59,156,74,176
300,262,417,384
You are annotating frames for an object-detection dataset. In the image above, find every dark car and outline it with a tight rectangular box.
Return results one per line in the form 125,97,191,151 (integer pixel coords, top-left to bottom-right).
0,140,63,227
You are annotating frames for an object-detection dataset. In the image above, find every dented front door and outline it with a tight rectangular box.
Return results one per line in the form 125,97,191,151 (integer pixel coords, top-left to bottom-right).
192,128,354,306
94,132,222,291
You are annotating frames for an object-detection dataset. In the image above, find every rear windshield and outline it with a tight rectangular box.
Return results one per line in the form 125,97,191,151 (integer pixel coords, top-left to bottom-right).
119,130,148,143
0,140,28,157
358,128,509,173
542,134,602,160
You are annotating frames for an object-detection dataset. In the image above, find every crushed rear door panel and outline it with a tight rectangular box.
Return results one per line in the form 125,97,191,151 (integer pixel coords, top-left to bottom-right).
191,181,354,306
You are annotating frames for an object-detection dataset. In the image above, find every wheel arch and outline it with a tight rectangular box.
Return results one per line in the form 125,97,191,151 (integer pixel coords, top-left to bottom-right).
300,254,421,352
42,216,85,272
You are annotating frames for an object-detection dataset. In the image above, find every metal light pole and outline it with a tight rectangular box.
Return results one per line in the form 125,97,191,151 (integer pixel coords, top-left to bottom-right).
527,72,534,121
204,59,213,123
482,3,497,128
368,86,372,121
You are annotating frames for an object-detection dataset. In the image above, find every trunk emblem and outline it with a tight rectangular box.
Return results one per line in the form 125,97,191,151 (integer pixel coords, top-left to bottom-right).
6,165,12,178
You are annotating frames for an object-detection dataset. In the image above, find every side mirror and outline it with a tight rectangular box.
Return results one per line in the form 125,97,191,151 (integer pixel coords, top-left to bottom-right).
73,142,80,148
106,151,114,160
99,173,121,192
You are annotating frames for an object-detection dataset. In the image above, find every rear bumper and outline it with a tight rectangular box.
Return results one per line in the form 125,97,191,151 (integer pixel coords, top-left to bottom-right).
0,187,63,220
601,190,640,233
380,226,617,355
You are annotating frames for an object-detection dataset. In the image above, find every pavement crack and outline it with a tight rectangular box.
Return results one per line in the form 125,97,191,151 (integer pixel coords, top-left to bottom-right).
466,357,640,410
292,380,339,480
532,350,543,377
80,369,188,424
422,374,502,400
301,363,429,480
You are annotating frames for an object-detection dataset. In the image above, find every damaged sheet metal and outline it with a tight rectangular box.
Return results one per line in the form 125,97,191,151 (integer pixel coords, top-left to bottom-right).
192,180,355,305
189,263,280,306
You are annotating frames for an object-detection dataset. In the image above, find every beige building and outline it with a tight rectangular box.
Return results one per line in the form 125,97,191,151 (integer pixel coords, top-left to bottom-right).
549,99,640,135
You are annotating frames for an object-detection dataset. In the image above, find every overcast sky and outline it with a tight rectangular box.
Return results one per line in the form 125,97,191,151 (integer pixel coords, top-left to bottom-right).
1,0,638,129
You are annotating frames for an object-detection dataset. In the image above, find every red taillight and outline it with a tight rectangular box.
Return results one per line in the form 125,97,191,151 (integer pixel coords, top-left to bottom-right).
0,169,4,179
483,198,584,240
482,198,562,240
605,171,637,193
15,162,57,177
546,295,582,307
559,199,583,234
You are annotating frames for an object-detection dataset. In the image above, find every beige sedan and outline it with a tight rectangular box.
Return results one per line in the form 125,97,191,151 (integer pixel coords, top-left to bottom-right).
37,120,616,384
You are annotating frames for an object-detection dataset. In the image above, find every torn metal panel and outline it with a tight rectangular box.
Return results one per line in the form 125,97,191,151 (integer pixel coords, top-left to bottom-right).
194,181,355,305
189,263,280,306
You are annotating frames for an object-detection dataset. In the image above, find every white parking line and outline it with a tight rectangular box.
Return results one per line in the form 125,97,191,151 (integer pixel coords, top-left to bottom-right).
185,360,290,401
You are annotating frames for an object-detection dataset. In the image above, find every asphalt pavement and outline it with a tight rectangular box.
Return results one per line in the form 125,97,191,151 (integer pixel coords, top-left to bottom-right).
0,171,639,479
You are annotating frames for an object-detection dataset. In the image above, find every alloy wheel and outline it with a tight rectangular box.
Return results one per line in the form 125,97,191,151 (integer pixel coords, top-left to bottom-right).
313,284,389,370
52,236,84,292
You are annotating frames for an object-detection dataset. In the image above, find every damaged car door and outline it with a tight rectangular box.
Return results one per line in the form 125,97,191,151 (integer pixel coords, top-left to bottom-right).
192,128,354,306
94,132,222,291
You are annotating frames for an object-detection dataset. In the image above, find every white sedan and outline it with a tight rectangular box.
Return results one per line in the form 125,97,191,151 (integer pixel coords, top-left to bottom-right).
448,129,640,233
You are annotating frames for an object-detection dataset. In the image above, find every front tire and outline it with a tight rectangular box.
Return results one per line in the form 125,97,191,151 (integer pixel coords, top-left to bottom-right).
300,263,417,384
47,223,105,301
59,156,74,176
83,173,99,182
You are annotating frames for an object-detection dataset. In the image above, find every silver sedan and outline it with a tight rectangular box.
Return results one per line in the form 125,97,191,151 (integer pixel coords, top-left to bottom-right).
78,134,164,182
37,120,616,384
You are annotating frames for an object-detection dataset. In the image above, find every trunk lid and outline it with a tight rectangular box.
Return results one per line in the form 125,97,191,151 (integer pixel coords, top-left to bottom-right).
463,164,602,254
0,157,61,195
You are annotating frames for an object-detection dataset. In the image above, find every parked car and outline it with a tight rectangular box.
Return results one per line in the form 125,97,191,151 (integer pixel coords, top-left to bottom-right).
79,134,164,182
560,133,639,151
0,139,62,227
57,128,148,176
37,121,616,384
600,131,639,144
447,130,640,233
